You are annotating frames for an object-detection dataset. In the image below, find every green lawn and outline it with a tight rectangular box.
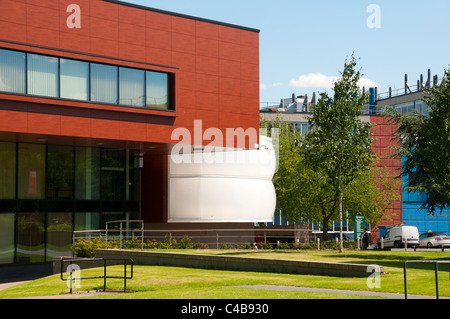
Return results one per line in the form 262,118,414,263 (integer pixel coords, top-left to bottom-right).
1,250,449,299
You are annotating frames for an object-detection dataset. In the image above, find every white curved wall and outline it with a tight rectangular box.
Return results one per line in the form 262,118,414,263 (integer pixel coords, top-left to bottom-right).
168,136,277,223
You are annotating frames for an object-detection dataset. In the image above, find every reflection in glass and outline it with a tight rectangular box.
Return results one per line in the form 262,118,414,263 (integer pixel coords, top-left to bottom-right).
0,49,26,94
0,142,16,199
47,145,74,200
75,147,100,200
128,150,141,201
0,214,15,264
18,144,46,200
146,71,169,109
17,213,45,263
101,149,125,201
120,67,145,107
60,58,89,101
27,53,59,97
46,213,73,260
91,63,118,104
75,213,100,231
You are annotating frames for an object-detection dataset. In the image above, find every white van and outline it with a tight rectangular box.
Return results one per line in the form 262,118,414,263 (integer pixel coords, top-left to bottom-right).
382,225,420,248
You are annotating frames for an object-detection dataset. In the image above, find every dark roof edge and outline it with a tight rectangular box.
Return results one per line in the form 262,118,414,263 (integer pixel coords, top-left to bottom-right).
102,0,261,33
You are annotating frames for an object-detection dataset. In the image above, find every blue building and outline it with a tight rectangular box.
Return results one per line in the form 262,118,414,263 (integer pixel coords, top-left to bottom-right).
376,70,450,235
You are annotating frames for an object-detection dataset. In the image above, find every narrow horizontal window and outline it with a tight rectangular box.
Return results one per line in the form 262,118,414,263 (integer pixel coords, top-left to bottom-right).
60,58,89,101
119,67,145,107
0,49,26,94
0,48,174,111
91,63,118,104
27,53,59,98
146,71,170,110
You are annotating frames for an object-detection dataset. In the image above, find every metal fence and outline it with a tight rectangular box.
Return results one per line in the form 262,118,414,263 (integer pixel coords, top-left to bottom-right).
72,221,317,250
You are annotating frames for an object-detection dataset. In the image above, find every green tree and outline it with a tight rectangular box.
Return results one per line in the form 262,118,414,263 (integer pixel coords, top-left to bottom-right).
303,55,375,252
262,115,399,247
385,68,450,215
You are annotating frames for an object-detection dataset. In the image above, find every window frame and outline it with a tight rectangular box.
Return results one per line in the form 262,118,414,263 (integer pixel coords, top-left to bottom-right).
0,48,174,112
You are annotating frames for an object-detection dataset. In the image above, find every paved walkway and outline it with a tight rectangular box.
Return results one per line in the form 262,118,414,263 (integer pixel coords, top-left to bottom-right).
232,285,447,299
0,264,445,299
3,282,445,299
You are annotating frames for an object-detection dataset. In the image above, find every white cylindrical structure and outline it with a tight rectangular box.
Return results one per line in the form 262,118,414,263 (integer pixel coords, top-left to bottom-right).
168,136,277,223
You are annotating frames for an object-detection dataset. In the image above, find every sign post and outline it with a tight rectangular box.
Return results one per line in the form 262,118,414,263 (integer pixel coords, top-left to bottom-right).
354,216,366,242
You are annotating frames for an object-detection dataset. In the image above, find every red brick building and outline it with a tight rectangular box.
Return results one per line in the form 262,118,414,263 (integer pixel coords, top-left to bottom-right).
0,0,261,264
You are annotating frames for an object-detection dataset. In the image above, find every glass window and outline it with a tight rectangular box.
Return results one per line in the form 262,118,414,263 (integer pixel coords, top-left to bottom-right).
75,212,100,231
0,214,15,264
90,63,118,104
46,213,73,260
75,146,101,200
0,142,16,199
46,145,74,200
0,49,26,94
27,53,59,97
119,67,145,107
146,71,170,109
127,150,141,201
60,58,89,101
17,213,45,263
18,143,46,200
101,149,125,201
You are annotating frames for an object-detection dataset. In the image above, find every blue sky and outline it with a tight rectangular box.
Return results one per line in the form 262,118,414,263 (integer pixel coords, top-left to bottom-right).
128,0,450,104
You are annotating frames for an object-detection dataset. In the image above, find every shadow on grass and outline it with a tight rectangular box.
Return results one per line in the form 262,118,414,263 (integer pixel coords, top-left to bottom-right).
323,252,450,271
213,250,450,272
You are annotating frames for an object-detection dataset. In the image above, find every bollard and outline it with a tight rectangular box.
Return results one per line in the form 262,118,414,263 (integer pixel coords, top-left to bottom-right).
317,238,320,250
380,237,384,250
357,238,360,250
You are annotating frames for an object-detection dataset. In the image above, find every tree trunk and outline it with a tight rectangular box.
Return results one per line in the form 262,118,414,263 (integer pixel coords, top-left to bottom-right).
339,170,344,253
322,216,330,241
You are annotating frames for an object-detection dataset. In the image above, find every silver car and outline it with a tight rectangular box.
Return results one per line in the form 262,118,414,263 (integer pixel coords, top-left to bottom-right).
419,232,450,248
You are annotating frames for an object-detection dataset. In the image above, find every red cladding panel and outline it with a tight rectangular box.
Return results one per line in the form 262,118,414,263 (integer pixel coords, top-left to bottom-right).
0,0,260,149
370,115,403,229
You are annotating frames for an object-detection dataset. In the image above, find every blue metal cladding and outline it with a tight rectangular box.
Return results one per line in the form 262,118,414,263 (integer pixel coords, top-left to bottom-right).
401,154,450,234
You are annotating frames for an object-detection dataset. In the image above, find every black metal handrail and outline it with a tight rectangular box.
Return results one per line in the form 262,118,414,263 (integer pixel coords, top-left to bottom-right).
60,257,134,294
404,260,450,299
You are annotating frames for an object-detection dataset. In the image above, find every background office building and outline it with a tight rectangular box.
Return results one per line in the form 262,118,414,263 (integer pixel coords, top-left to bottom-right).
375,70,450,235
261,69,449,239
260,92,403,240
0,0,262,264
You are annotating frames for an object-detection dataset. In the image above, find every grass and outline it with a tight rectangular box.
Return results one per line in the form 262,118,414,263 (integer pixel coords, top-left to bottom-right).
0,250,449,299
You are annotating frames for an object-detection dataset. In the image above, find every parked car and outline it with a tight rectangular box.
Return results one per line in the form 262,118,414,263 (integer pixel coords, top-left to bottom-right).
419,232,450,248
382,225,419,248
332,233,354,241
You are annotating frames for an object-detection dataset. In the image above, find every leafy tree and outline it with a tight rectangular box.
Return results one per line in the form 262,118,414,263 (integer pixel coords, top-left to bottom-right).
385,68,450,215
303,55,375,251
261,116,399,249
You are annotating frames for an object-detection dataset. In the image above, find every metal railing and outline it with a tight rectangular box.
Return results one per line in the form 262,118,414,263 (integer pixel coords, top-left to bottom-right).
404,260,450,299
73,225,316,250
60,257,134,294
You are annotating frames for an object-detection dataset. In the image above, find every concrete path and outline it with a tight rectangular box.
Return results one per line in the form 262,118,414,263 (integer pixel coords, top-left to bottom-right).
1,282,446,299
0,281,31,292
231,285,447,299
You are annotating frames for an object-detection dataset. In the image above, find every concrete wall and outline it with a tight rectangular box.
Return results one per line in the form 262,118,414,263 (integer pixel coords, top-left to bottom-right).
94,249,382,278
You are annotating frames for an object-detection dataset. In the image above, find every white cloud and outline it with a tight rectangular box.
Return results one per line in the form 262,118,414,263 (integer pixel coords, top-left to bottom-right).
260,83,267,90
290,73,338,90
290,73,379,90
272,82,284,87
358,77,379,89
